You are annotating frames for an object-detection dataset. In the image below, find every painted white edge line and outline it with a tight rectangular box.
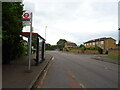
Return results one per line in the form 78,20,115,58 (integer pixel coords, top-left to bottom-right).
79,83,85,88
51,57,54,61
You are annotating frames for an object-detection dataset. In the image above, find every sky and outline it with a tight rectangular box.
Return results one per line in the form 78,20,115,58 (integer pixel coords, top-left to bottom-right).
23,0,119,45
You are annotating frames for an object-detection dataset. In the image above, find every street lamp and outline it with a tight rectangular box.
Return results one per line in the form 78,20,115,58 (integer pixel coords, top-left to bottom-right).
44,26,47,59
118,2,120,46
45,26,47,41
118,28,120,46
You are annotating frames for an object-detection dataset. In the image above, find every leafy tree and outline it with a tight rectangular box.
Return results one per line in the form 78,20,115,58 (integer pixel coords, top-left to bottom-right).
51,45,57,50
2,2,24,64
79,44,85,49
45,43,51,50
45,43,57,50
57,39,67,50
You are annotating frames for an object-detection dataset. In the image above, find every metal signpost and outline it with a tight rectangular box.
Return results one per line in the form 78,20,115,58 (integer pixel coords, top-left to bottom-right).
23,12,32,72
29,12,32,71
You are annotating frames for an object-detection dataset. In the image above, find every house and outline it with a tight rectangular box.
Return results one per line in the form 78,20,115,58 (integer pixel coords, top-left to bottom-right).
64,41,77,48
84,37,117,53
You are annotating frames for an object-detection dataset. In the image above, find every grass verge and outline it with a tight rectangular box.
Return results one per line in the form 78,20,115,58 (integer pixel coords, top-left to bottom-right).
104,56,120,61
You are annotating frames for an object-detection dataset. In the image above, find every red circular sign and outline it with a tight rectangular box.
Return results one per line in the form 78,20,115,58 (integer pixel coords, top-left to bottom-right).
23,13,30,18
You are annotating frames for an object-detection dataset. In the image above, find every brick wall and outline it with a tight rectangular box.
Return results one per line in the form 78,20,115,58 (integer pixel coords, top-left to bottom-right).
84,50,99,54
108,48,120,57
70,49,84,53
70,49,99,54
103,50,107,54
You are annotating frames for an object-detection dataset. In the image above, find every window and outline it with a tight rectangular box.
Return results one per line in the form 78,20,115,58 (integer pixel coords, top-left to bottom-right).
101,41,104,44
93,42,95,45
96,42,98,44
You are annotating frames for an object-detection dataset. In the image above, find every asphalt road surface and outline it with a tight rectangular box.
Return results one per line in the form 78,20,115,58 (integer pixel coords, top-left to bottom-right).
40,51,118,88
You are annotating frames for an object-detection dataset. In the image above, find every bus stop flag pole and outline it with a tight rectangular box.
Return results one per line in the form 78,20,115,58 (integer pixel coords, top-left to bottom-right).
28,12,32,72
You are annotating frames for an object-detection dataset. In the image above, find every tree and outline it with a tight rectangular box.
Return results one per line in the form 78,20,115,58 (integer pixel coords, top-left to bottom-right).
2,2,24,64
57,39,67,50
51,45,57,50
45,43,57,50
79,44,85,49
45,43,51,50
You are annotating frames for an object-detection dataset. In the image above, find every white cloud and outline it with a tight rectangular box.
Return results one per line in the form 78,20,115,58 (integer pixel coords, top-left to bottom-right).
23,0,119,45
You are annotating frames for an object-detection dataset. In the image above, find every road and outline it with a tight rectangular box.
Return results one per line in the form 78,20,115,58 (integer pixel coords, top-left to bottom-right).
39,51,118,88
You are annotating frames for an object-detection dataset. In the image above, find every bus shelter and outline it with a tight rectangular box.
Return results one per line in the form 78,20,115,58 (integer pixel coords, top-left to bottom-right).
20,32,45,65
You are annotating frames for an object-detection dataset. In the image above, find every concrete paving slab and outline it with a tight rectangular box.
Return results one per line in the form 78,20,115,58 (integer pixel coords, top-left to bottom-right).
2,53,52,89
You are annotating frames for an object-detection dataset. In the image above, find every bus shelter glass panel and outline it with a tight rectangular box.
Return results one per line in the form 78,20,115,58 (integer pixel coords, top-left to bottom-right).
39,38,42,62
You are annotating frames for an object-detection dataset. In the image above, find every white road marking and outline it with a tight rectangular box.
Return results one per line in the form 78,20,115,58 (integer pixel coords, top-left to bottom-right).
79,83,85,88
51,57,54,61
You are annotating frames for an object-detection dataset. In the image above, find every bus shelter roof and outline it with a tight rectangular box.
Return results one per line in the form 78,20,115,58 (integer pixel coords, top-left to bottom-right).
20,32,45,41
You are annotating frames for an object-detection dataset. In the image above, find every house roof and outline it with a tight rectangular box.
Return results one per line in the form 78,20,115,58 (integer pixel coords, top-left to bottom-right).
65,41,77,46
84,37,116,44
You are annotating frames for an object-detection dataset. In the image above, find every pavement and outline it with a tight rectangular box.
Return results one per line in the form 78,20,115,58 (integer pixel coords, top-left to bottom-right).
2,53,53,89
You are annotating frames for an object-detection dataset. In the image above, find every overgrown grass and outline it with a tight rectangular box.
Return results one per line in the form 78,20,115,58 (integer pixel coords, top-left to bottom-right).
104,56,120,61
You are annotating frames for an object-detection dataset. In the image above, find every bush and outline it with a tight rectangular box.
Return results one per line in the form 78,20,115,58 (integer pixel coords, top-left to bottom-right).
95,47,103,54
2,2,24,64
82,46,103,54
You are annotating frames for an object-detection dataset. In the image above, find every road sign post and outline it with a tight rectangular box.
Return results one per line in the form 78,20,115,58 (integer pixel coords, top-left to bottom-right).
23,12,32,72
28,12,33,72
